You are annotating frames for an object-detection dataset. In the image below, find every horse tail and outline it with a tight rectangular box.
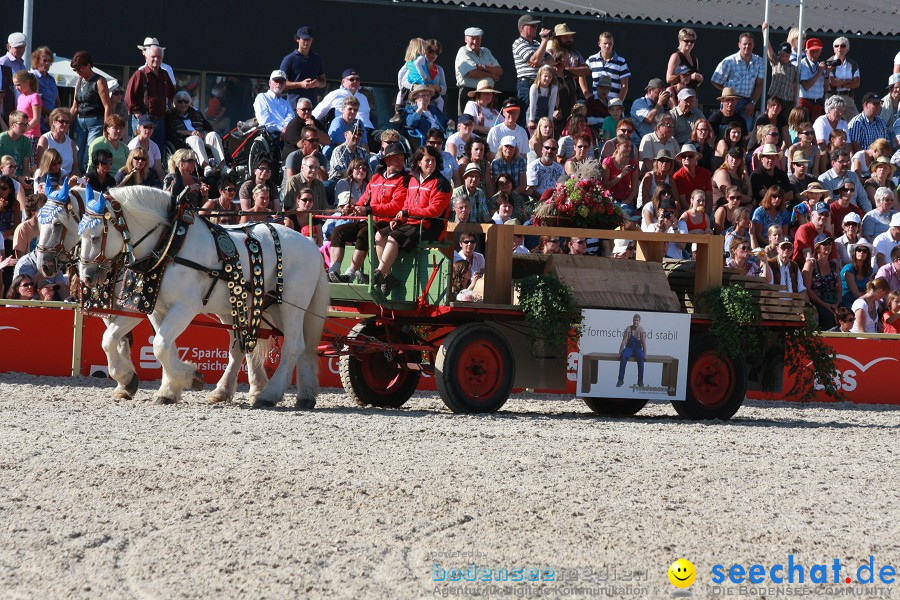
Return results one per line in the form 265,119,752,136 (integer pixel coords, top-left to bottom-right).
249,335,274,374
300,267,330,398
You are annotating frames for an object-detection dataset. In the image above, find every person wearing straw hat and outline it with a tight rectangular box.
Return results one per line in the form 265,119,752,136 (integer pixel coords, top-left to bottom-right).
708,87,748,143
790,181,830,232
463,80,501,137
455,27,503,116
136,37,175,86
787,150,816,198
548,23,591,97
750,143,792,204
404,84,448,139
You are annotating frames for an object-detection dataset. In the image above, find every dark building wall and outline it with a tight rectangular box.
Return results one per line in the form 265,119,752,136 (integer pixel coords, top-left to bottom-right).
8,0,899,110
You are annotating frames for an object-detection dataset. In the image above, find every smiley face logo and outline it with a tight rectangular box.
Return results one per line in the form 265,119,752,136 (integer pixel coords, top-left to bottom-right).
668,559,696,588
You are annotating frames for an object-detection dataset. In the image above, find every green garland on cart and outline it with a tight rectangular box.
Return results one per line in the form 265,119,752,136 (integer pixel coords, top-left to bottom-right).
697,285,842,401
515,274,582,357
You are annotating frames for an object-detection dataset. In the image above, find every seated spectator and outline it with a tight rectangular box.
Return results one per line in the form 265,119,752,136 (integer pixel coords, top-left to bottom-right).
678,189,712,234
33,148,64,188
611,238,636,259
727,237,762,277
813,95,849,148
563,134,593,179
491,136,527,192
791,182,831,235
638,149,678,210
883,291,900,332
829,179,866,231
601,134,639,207
328,122,369,182
802,233,841,329
714,185,743,235
672,143,712,210
526,139,564,198
558,112,596,162
486,98,529,156
284,126,328,181
638,114,679,174
463,80,501,137
86,114,128,173
6,273,36,300
712,146,752,208
254,70,293,137
750,186,790,249
328,96,368,150
714,122,745,170
284,98,330,155
367,129,402,173
761,224,785,260
601,99,625,145
708,87,748,143
452,163,492,223
404,85,448,139
165,91,226,176
872,213,900,268
584,75,611,126
786,150,817,198
852,138,891,182
875,246,900,292
127,115,165,181
334,158,369,205
115,147,161,188
454,232,485,284
528,117,556,161
511,228,528,254
764,239,806,295
12,193,41,257
491,193,516,224
446,114,475,163
530,235,563,255
162,149,207,207
750,144,793,205
827,306,855,332
749,124,785,172
322,191,355,241
328,143,408,283
645,201,685,259
691,118,715,172
784,122,819,178
35,108,76,179
818,129,848,176
35,278,62,302
86,148,117,193
839,241,874,308
492,173,529,222
669,88,705,145
566,236,589,255
724,207,753,257
642,183,676,231
372,146,451,293
424,128,458,185
288,186,322,242
241,184,279,225
240,157,279,211
818,149,869,211
199,176,241,225
864,158,897,210
12,249,68,296
452,259,475,301
834,212,868,268
849,278,890,333
458,138,492,196
861,185,897,242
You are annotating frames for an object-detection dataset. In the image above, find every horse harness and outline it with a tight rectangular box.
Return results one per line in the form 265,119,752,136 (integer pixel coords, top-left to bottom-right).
93,195,285,353
35,189,86,269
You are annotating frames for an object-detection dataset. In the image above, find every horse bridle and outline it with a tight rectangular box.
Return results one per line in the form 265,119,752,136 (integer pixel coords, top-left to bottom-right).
35,190,86,270
79,196,133,279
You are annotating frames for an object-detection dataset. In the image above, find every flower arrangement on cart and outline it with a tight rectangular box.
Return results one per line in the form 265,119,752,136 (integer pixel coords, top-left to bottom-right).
530,175,624,230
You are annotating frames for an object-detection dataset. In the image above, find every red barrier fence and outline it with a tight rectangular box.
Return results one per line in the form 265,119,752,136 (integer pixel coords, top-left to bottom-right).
1,305,898,405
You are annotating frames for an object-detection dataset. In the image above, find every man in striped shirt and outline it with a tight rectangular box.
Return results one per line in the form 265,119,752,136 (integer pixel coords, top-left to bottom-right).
586,32,631,100
511,14,552,125
847,92,888,154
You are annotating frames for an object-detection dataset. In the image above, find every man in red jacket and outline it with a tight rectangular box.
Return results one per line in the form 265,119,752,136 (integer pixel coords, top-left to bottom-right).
328,143,408,283
125,45,174,152
373,145,452,293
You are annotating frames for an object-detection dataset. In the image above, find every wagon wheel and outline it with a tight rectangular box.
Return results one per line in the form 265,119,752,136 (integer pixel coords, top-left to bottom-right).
582,397,648,417
339,321,421,408
435,323,514,414
672,333,746,421
247,136,271,175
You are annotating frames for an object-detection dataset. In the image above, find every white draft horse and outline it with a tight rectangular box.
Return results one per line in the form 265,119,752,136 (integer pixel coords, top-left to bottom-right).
36,181,144,400
76,186,329,407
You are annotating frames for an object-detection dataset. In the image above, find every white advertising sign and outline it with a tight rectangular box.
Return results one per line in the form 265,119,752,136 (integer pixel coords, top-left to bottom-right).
577,309,691,401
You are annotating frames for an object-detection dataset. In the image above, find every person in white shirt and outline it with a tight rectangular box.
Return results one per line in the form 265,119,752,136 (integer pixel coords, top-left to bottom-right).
253,70,294,135
872,213,900,268
312,68,373,129
646,202,685,259
486,98,529,155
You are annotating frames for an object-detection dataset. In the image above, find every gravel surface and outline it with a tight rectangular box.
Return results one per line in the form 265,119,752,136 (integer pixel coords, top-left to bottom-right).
2,373,900,599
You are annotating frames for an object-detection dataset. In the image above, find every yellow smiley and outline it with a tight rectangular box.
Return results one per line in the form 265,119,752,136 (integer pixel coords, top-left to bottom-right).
668,559,696,588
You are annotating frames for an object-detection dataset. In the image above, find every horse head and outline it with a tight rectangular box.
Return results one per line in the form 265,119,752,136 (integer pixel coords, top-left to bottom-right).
77,185,113,287
35,177,80,277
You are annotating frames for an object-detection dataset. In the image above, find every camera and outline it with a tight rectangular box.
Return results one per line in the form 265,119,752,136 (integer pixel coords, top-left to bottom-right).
823,58,842,69
662,211,675,219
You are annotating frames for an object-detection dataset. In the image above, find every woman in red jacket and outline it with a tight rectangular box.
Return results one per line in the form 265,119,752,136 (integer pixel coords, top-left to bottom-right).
373,145,452,293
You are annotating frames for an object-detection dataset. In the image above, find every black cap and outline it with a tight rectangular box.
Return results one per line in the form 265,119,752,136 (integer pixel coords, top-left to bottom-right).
502,97,521,110
861,92,882,105
727,145,745,159
777,42,792,55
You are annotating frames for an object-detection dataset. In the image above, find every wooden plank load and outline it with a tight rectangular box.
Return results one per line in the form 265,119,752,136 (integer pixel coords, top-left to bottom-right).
543,254,682,312
663,259,806,322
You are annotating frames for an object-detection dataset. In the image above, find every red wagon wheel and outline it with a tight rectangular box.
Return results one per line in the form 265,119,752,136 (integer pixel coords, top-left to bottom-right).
339,321,421,408
435,323,514,414
672,333,746,420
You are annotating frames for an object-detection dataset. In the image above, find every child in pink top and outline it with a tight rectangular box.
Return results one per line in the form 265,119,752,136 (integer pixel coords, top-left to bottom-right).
13,70,43,142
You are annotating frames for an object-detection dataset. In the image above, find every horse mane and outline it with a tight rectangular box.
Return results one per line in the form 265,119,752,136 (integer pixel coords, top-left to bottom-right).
106,186,173,230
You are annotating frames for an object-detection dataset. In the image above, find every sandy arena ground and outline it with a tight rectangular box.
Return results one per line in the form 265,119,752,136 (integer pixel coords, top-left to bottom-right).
2,373,900,599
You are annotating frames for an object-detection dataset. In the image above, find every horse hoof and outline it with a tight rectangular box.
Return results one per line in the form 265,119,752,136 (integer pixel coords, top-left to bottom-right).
154,396,177,405
125,373,140,396
208,390,231,404
295,398,316,410
191,372,204,391
251,398,277,409
113,389,133,401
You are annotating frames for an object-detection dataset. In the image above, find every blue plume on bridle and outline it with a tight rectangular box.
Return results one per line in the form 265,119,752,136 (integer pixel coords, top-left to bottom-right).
37,177,72,225
78,185,106,234
46,176,70,204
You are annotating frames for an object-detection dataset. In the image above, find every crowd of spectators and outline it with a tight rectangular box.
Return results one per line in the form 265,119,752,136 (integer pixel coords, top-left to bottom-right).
1,20,899,330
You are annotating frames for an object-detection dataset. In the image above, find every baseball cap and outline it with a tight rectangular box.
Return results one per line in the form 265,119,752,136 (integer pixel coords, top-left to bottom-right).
842,212,861,225
517,14,540,27
892,213,900,228
813,202,830,214
778,239,794,248
270,70,287,81
888,74,900,88
813,233,834,246
613,239,634,254
138,115,155,126
677,88,696,101
502,97,521,111
672,65,691,76
296,26,313,39
500,135,517,147
7,33,26,47
861,92,881,105
646,78,665,90
341,68,360,79
37,278,59,289
337,191,352,206
777,42,792,55
608,98,623,108
457,114,474,124
805,38,823,50
464,27,484,37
